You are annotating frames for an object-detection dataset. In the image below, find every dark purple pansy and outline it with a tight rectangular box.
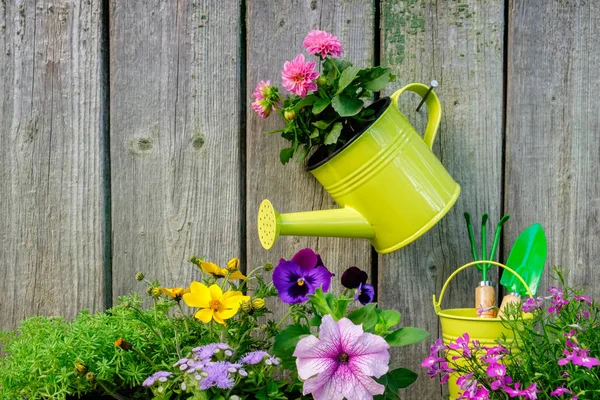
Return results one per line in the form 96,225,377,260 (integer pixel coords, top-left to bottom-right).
355,282,375,305
341,266,368,289
272,248,333,304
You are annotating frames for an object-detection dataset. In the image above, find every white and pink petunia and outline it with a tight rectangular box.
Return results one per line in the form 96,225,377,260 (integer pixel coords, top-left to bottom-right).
293,315,390,400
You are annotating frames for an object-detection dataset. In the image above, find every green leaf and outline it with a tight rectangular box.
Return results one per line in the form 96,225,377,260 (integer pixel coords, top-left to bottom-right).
308,287,344,320
348,303,378,332
363,68,393,91
309,128,320,139
332,94,364,117
313,97,331,114
324,122,343,145
312,120,334,130
273,323,310,368
264,129,283,135
374,368,419,399
279,147,295,164
386,327,429,347
336,66,361,95
292,94,317,111
332,58,353,72
380,310,401,329
309,315,322,326
296,145,310,162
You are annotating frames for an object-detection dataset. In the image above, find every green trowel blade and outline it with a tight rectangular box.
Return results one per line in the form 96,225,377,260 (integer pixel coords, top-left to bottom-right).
501,223,547,296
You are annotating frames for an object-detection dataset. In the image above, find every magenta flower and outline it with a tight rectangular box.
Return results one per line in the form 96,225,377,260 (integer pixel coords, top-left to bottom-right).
449,333,472,359
253,80,272,100
550,386,572,396
574,295,592,306
281,54,319,97
272,248,333,304
572,349,600,369
302,30,344,58
522,297,544,313
294,315,390,400
486,361,507,378
252,99,273,119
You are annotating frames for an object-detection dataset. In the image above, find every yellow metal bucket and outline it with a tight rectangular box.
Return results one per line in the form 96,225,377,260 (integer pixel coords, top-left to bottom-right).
433,261,533,399
258,83,460,254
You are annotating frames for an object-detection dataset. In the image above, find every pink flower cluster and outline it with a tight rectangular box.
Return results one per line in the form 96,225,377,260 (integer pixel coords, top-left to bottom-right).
558,330,600,369
546,286,570,314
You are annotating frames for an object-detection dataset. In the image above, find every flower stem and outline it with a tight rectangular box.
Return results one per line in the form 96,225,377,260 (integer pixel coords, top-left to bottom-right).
97,380,129,400
276,307,294,330
325,57,340,75
133,347,158,369
177,302,190,334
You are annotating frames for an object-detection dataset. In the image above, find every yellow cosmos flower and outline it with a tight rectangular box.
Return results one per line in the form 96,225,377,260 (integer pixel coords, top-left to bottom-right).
160,287,190,301
200,261,247,280
183,282,249,325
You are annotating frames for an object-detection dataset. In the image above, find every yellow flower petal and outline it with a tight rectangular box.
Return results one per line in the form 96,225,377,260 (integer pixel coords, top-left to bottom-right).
194,308,214,323
201,262,227,278
221,291,250,308
212,312,226,325
228,271,247,280
215,307,238,321
208,284,223,300
183,281,211,308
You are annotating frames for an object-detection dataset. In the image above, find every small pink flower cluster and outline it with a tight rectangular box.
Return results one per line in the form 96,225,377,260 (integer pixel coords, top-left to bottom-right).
252,30,344,119
547,286,570,314
558,329,600,370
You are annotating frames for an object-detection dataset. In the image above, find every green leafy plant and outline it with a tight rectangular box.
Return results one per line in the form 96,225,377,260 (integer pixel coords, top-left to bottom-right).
252,29,395,164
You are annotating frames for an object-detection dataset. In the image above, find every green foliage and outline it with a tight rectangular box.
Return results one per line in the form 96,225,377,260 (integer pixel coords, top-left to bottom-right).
375,368,419,399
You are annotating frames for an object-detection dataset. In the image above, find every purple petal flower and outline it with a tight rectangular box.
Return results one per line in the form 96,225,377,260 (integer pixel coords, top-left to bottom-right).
355,283,375,305
572,349,600,369
550,386,572,396
294,315,390,399
574,295,592,306
486,361,506,378
239,350,278,365
522,297,544,313
142,371,172,387
273,248,333,304
341,266,368,289
199,361,235,390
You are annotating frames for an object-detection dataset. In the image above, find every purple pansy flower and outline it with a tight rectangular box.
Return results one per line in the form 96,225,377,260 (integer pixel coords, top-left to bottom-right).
355,282,375,305
142,371,172,387
341,266,368,289
294,315,390,399
272,248,333,304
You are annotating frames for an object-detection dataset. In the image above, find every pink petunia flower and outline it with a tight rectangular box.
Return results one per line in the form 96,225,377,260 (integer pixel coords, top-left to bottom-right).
281,54,319,98
302,30,344,58
294,315,390,400
253,80,272,100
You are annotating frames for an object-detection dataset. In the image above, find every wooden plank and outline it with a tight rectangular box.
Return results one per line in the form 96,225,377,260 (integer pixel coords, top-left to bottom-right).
245,1,375,311
379,0,505,397
109,0,242,297
504,0,600,297
0,0,108,329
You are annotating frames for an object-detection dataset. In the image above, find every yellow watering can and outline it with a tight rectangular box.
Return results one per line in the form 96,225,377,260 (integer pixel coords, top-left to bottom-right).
434,261,533,399
258,83,460,254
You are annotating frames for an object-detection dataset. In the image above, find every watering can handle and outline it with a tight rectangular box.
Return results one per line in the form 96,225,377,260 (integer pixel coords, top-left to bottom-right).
432,261,534,315
390,83,442,149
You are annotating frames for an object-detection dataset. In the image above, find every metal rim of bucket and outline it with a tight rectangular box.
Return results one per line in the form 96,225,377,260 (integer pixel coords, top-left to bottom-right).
433,261,534,321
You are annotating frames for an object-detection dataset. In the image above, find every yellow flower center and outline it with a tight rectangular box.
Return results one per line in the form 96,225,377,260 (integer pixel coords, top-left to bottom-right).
209,299,222,311
297,278,305,287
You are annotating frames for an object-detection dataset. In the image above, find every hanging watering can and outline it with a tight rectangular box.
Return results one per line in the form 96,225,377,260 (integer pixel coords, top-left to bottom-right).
433,261,533,399
258,83,460,254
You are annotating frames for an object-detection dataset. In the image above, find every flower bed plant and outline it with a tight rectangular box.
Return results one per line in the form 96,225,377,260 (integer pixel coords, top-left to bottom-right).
0,249,427,400
422,268,600,400
252,30,395,164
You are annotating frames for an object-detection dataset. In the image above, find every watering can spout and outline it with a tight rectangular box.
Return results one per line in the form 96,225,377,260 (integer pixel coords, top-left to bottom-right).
258,199,375,250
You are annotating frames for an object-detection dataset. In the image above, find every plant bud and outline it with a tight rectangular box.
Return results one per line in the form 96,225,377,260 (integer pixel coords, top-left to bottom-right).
135,272,145,281
114,338,133,351
151,287,162,298
85,372,96,382
284,109,296,121
252,298,265,310
145,286,153,296
74,362,88,375
241,301,252,313
317,75,327,86
226,257,240,272
264,262,274,272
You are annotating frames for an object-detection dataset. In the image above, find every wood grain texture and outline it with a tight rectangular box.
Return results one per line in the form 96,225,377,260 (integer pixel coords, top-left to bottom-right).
109,0,242,297
245,0,375,309
504,0,600,297
379,1,505,397
0,0,107,329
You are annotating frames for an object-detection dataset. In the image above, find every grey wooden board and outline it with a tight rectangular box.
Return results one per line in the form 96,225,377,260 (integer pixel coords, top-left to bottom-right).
245,0,375,316
0,0,108,329
379,1,505,397
504,0,600,298
109,0,242,298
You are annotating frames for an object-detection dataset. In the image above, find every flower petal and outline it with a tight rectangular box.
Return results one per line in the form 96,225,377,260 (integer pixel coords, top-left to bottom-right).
183,282,211,308
194,308,213,323
316,315,341,347
273,261,310,304
208,284,223,300
228,271,247,280
349,351,390,378
215,307,239,321
292,248,318,271
345,328,390,358
305,266,333,293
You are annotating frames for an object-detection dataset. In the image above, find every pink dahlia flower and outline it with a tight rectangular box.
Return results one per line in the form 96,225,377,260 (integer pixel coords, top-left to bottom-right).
294,315,390,400
281,54,319,98
252,99,273,119
302,30,343,58
253,80,272,100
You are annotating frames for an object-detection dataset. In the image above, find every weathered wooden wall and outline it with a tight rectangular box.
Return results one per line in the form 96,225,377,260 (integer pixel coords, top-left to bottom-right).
1,0,599,398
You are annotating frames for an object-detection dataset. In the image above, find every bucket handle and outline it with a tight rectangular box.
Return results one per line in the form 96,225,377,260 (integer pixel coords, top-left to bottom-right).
433,261,534,315
390,83,442,150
